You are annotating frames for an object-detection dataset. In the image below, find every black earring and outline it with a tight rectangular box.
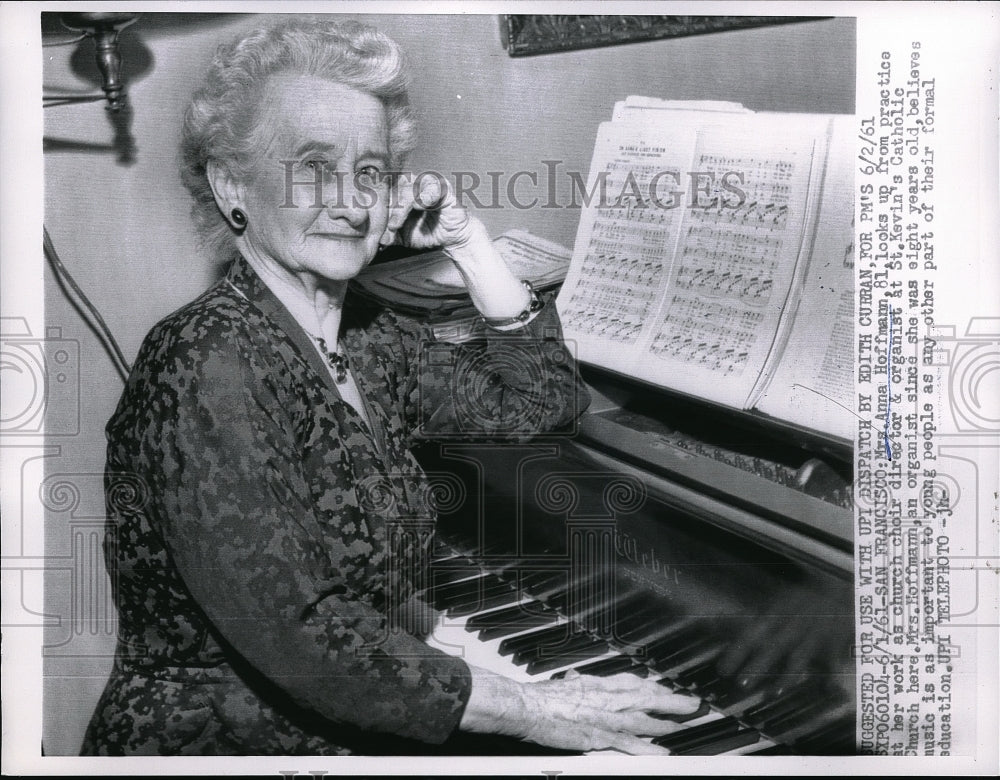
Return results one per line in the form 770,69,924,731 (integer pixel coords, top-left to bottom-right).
230,208,247,228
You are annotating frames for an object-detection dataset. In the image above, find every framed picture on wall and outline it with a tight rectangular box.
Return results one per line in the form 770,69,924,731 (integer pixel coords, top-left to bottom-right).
500,14,824,56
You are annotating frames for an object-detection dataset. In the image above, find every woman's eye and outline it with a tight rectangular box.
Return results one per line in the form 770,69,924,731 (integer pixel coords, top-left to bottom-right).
356,166,383,186
302,159,327,174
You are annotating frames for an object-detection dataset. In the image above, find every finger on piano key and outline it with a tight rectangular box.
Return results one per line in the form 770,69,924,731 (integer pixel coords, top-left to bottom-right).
650,699,712,723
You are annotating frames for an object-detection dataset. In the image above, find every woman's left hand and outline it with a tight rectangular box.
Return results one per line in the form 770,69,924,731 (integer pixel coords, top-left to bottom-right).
382,174,485,252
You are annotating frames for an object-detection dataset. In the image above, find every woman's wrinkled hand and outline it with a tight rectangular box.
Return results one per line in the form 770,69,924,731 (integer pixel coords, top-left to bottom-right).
521,671,702,754
461,666,702,755
381,174,484,252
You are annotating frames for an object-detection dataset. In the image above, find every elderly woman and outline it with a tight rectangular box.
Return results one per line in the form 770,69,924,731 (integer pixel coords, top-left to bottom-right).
81,17,698,756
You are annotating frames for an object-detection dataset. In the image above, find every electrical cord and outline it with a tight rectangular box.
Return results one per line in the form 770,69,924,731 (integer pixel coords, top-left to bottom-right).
43,225,132,382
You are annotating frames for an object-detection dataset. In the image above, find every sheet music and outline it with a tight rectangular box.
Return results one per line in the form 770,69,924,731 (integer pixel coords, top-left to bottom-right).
557,122,695,374
754,116,856,441
558,110,851,418
634,117,824,407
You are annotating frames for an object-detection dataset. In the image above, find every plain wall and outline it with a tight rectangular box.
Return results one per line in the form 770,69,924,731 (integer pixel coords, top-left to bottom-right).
42,12,855,755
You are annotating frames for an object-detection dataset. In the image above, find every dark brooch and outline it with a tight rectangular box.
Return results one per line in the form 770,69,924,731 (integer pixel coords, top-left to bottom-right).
313,336,350,384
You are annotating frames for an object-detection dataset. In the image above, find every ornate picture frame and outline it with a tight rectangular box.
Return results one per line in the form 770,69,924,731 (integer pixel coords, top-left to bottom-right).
501,15,824,57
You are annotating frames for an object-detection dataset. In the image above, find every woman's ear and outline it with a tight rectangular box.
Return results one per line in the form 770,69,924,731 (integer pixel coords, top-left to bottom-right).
381,174,414,246
206,160,245,226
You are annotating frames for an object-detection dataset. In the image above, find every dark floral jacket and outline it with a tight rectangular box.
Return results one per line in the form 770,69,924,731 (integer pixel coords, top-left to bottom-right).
81,254,587,755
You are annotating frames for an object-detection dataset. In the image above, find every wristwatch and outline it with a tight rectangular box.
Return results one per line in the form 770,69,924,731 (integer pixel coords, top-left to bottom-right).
482,279,544,328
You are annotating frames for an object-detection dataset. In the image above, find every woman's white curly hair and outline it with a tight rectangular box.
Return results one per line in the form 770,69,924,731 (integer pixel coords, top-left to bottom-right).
180,16,416,262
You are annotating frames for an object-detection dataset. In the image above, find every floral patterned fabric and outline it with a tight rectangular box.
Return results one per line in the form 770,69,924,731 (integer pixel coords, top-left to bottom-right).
81,254,587,755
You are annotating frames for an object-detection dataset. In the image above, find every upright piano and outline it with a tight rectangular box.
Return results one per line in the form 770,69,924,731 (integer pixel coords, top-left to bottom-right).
415,365,856,756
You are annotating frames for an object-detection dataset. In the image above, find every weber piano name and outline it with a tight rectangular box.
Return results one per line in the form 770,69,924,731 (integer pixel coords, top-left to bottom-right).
614,530,682,585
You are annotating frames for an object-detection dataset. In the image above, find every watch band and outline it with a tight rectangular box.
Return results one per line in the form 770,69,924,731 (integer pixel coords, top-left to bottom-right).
482,279,544,328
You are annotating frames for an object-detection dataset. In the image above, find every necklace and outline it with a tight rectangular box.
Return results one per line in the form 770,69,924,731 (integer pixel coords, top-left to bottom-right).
312,335,350,384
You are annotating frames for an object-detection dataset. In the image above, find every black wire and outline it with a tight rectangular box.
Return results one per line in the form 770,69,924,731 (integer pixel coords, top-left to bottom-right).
43,226,132,383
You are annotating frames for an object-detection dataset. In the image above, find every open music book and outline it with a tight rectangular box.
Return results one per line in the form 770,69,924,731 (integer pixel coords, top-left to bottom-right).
556,102,855,442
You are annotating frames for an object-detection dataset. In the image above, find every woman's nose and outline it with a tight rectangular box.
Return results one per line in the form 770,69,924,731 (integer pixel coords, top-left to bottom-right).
324,172,371,224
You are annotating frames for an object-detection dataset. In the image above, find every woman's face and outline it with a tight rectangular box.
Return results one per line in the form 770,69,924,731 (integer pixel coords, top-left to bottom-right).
240,73,392,283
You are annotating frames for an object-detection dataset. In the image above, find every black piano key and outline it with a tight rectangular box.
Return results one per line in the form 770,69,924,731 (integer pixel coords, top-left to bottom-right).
498,623,574,656
550,654,647,679
517,570,566,592
615,608,685,643
514,633,603,666
741,681,817,720
648,637,716,674
525,641,610,675
741,685,820,730
757,696,830,736
567,588,646,621
529,581,579,610
747,743,795,755
430,574,507,609
446,584,521,616
428,566,483,587
444,576,516,601
671,727,761,756
478,612,560,641
621,619,701,655
427,573,489,603
465,601,556,632
520,570,607,610
651,716,739,750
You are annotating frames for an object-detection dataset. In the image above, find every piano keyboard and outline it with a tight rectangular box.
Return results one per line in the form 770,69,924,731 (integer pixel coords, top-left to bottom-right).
420,553,853,756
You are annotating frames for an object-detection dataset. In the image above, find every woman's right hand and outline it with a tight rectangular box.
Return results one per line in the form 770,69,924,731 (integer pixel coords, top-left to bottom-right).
459,665,702,755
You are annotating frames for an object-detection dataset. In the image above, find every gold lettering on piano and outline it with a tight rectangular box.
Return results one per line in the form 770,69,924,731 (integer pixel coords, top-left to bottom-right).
614,530,681,586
